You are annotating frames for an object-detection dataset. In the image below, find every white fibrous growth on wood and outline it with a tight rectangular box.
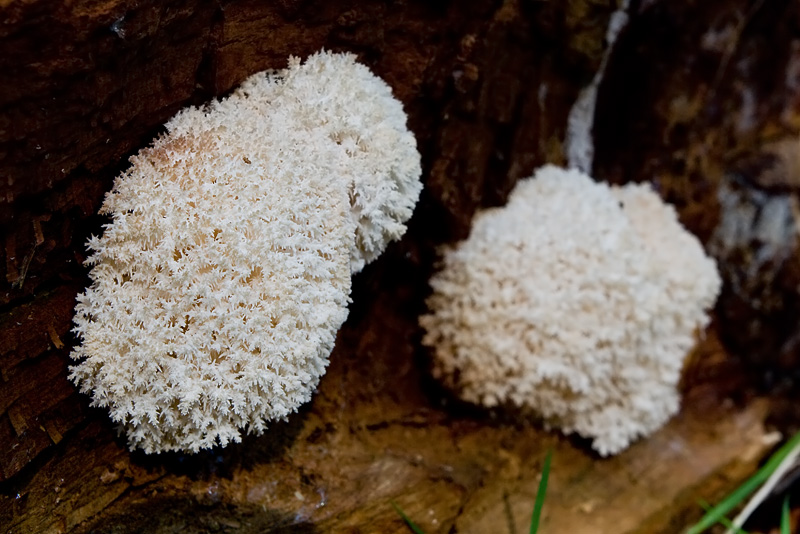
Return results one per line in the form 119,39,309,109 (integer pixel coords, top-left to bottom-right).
420,165,721,456
70,52,421,454
565,0,631,173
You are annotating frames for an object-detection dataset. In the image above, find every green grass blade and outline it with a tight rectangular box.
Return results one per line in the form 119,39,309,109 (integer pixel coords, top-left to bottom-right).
686,430,800,534
781,495,791,534
698,500,749,534
392,501,427,534
530,449,552,534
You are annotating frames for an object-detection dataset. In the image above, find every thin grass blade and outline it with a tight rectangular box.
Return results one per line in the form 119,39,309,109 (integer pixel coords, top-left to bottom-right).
781,495,791,534
392,501,427,534
530,449,552,534
686,430,800,534
698,500,749,534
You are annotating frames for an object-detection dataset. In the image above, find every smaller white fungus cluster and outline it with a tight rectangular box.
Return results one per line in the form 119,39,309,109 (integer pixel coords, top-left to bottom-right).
71,51,421,453
419,165,720,456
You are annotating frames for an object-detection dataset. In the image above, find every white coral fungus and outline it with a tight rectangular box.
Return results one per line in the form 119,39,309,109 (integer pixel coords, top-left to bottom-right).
71,51,421,454
225,51,421,273
419,165,721,456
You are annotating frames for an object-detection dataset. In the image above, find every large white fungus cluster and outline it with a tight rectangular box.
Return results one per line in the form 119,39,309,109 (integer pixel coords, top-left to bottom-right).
419,165,721,456
71,51,421,454
170,52,422,273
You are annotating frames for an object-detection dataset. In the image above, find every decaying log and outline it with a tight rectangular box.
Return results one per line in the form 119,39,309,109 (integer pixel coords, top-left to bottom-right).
2,0,800,532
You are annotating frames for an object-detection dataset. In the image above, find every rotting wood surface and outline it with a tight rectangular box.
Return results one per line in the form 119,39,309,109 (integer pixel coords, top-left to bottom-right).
2,0,800,532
